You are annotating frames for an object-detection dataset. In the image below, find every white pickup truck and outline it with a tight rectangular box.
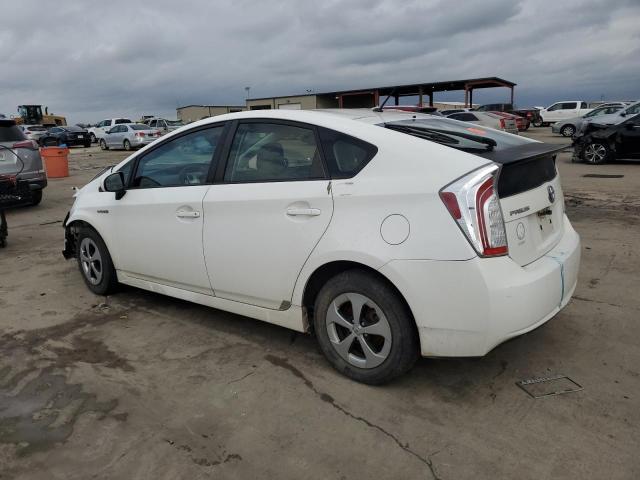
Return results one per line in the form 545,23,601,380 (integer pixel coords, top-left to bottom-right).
533,101,592,127
88,118,132,143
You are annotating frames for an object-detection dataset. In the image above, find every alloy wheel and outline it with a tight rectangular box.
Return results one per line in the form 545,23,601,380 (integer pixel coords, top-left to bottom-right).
584,143,607,164
79,237,103,285
561,125,575,137
325,292,392,369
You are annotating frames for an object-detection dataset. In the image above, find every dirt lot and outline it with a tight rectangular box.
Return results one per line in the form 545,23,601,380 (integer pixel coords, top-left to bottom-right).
1,128,639,479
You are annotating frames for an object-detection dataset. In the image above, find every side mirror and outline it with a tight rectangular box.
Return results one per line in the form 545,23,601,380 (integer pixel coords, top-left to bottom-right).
104,171,126,200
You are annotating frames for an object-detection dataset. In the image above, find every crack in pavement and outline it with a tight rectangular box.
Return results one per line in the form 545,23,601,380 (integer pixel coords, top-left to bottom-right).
264,354,441,480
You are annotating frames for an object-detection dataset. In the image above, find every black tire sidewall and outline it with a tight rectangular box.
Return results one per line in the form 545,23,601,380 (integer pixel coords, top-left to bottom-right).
313,269,418,385
100,139,107,150
76,227,118,296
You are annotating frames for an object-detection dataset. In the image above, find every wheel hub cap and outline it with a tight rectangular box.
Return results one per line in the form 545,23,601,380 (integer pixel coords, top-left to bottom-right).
325,293,392,369
79,238,103,285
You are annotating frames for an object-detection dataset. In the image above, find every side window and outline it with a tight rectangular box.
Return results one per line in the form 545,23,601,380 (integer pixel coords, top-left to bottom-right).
318,127,377,179
626,104,640,115
149,120,157,127
562,102,578,109
547,104,560,111
452,113,478,121
117,160,134,185
224,122,325,182
581,102,588,109
132,125,224,188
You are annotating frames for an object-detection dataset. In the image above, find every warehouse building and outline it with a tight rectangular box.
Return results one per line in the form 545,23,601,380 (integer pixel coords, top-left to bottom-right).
177,104,246,123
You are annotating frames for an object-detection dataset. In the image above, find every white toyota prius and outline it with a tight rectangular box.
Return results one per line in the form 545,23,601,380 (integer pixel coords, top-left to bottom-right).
63,109,580,384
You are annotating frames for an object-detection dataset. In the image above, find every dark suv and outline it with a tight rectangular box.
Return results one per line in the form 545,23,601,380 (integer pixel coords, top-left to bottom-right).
0,119,47,205
574,113,640,164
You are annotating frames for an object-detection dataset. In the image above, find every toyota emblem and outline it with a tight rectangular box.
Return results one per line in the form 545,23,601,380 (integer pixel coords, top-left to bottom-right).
547,185,556,203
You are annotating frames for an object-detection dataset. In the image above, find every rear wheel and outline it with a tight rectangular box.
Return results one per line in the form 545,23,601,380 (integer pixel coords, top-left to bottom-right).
99,139,108,150
76,227,118,295
123,139,131,151
583,142,610,165
560,124,576,137
313,270,419,384
532,118,543,127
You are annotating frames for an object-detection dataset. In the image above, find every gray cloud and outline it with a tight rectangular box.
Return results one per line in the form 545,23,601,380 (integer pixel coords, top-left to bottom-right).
0,0,638,124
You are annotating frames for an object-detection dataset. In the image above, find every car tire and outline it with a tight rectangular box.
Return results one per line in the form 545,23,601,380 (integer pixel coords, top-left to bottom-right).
313,269,419,385
99,139,108,150
532,118,543,127
560,124,576,137
76,227,118,296
90,133,97,144
123,140,131,151
30,190,43,206
583,141,610,165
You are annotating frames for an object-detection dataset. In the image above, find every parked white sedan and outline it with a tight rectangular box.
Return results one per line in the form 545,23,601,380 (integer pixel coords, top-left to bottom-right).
63,109,580,384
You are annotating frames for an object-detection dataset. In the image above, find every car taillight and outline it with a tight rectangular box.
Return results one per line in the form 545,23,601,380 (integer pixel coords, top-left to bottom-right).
499,118,506,129
135,132,145,137
12,140,38,150
439,165,508,257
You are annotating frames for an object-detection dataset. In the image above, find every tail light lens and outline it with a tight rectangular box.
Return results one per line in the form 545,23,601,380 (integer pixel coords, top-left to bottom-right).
13,140,38,150
499,118,506,129
439,165,508,257
135,132,145,137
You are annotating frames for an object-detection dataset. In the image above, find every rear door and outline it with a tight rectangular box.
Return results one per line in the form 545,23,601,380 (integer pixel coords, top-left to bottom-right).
202,120,333,309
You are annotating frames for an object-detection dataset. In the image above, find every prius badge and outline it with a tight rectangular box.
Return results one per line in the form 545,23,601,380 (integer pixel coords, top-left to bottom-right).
547,185,556,204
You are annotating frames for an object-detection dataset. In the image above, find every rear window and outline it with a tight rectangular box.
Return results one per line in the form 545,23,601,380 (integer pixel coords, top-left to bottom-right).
115,118,132,124
498,155,557,198
0,121,27,142
65,126,85,132
318,127,377,178
130,124,149,130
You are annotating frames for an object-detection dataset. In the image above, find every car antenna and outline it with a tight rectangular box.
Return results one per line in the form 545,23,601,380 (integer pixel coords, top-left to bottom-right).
372,88,397,112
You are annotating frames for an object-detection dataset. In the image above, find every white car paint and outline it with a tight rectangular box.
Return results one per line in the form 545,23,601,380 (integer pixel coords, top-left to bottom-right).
89,118,133,142
539,101,592,124
65,109,580,368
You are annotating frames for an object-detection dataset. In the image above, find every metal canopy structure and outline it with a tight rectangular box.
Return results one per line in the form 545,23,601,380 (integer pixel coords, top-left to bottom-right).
320,77,516,108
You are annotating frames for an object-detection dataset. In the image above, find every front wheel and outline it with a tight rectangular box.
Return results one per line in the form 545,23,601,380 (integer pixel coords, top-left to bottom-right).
76,227,118,295
532,118,543,127
99,139,108,150
560,124,576,137
583,142,610,165
30,190,43,206
313,270,419,384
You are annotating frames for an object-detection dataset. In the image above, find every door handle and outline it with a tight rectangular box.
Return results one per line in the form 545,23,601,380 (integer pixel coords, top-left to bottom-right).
176,210,200,218
286,207,321,216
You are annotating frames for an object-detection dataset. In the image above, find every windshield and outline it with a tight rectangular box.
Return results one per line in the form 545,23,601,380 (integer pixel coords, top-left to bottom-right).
166,120,184,126
64,126,85,132
383,117,531,152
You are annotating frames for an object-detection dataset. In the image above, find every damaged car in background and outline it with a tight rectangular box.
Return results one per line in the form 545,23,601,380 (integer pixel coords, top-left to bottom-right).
62,109,580,384
573,112,640,164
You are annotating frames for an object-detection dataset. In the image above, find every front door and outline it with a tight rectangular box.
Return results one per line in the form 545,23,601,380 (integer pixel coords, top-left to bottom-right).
618,114,640,159
202,121,333,309
106,124,226,294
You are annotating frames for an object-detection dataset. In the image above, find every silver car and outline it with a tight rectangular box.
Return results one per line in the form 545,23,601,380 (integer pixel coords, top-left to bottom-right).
552,103,627,137
99,123,161,151
578,101,640,134
445,111,519,134
20,125,49,143
0,119,46,205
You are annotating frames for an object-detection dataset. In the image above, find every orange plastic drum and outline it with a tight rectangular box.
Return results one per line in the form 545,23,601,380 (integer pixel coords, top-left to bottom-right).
40,147,69,178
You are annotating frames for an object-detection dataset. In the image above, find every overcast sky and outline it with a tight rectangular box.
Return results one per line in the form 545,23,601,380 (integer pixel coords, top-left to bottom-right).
1,0,638,124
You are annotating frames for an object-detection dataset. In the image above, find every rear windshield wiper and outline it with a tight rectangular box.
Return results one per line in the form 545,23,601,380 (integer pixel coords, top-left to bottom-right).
385,123,497,151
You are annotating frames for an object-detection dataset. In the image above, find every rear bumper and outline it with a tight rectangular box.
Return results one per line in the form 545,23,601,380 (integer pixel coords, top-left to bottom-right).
379,215,581,357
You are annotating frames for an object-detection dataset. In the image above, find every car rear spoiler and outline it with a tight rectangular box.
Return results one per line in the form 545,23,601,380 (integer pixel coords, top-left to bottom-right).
479,143,567,165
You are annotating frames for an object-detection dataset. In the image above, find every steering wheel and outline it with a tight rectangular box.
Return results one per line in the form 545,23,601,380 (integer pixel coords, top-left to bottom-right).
178,164,209,185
